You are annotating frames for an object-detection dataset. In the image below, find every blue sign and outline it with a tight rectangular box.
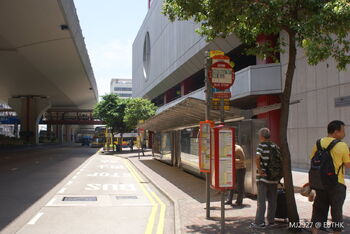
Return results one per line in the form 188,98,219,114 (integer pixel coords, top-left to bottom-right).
0,116,20,124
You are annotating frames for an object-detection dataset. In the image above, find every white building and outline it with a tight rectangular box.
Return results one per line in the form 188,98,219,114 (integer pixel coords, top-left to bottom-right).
110,78,133,98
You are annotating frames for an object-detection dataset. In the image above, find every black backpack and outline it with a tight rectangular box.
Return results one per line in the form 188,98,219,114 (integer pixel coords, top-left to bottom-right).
309,139,342,190
265,142,283,181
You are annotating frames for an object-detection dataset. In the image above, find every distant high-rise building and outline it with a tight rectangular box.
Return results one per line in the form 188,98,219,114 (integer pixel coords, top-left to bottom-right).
110,78,132,98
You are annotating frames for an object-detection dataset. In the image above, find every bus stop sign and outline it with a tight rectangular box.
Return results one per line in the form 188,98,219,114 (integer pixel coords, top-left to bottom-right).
209,61,234,90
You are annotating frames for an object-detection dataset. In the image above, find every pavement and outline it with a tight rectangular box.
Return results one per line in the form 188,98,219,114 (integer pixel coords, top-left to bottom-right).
121,151,350,234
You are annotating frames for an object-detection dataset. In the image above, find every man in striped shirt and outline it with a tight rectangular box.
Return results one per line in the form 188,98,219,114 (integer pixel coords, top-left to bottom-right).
251,128,279,229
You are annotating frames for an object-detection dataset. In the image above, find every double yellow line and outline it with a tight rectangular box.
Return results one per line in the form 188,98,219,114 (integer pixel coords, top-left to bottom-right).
124,160,166,234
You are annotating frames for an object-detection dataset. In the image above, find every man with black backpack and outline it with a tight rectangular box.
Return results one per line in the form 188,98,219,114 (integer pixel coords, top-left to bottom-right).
251,128,283,229
309,120,350,234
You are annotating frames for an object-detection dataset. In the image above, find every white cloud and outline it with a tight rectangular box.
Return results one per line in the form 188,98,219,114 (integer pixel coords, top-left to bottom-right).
88,39,133,96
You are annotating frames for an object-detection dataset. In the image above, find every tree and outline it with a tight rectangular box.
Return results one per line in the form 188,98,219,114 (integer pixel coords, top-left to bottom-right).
93,94,131,151
163,0,350,225
124,98,157,129
124,98,157,154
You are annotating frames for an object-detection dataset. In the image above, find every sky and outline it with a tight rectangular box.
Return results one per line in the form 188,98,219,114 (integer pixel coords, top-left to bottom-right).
73,0,148,97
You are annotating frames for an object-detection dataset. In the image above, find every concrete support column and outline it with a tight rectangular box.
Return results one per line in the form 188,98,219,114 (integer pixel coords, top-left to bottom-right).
70,126,76,143
14,124,19,138
9,96,51,144
47,124,52,141
64,125,75,143
58,125,64,144
52,125,58,142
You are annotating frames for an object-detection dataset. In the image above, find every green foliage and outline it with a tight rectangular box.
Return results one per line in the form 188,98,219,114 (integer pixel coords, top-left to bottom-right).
124,98,157,129
93,95,157,133
163,0,350,69
93,94,131,134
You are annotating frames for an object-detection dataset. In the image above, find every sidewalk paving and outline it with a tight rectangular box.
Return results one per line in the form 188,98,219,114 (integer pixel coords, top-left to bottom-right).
118,151,350,234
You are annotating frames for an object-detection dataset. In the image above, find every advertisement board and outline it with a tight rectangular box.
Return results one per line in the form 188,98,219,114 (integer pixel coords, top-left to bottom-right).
199,121,214,172
210,126,236,190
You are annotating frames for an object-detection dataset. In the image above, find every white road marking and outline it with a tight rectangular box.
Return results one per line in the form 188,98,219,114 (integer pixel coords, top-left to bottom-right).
46,198,56,206
28,212,44,225
121,203,153,206
99,165,124,169
58,188,66,194
85,184,136,191
66,181,73,186
11,168,18,171
87,172,131,177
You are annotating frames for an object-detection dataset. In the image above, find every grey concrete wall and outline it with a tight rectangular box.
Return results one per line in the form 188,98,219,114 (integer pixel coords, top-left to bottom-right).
132,0,240,100
280,31,350,170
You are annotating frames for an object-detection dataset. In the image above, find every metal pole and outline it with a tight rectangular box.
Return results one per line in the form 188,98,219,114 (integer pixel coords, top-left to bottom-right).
220,99,225,124
205,54,212,119
204,51,212,219
219,72,225,233
205,173,211,218
221,191,226,234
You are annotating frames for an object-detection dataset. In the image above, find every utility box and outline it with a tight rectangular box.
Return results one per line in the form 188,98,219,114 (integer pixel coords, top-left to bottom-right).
210,125,236,191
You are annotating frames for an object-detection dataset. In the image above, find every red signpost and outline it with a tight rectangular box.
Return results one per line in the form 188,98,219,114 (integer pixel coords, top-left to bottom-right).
208,61,235,90
206,53,236,233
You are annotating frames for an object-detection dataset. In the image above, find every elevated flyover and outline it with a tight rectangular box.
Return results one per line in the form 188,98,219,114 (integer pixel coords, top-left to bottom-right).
0,0,98,143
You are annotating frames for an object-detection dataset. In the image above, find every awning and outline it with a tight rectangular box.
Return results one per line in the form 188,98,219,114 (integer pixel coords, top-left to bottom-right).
138,97,281,132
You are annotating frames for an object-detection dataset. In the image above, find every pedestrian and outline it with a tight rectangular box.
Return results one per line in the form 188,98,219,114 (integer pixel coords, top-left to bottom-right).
309,120,350,234
251,127,282,229
225,144,246,208
129,139,134,151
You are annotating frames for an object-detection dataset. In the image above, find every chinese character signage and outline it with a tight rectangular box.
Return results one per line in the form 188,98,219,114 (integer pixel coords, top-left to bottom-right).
199,121,214,172
210,125,236,190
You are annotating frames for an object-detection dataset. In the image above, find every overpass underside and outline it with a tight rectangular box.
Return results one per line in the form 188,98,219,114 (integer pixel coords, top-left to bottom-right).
0,0,98,144
0,108,103,144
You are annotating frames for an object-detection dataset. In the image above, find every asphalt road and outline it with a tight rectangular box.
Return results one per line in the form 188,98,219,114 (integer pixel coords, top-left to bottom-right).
0,145,173,234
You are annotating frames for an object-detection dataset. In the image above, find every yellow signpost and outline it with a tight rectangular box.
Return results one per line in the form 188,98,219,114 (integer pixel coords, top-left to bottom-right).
209,50,225,58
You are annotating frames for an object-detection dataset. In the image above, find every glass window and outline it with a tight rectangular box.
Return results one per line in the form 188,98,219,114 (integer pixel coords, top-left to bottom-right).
181,128,199,156
143,32,151,80
180,127,200,173
114,87,132,91
119,93,132,97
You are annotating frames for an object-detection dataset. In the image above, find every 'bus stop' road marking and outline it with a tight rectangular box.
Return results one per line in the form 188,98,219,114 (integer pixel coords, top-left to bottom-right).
58,188,66,194
27,212,44,225
46,198,56,206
